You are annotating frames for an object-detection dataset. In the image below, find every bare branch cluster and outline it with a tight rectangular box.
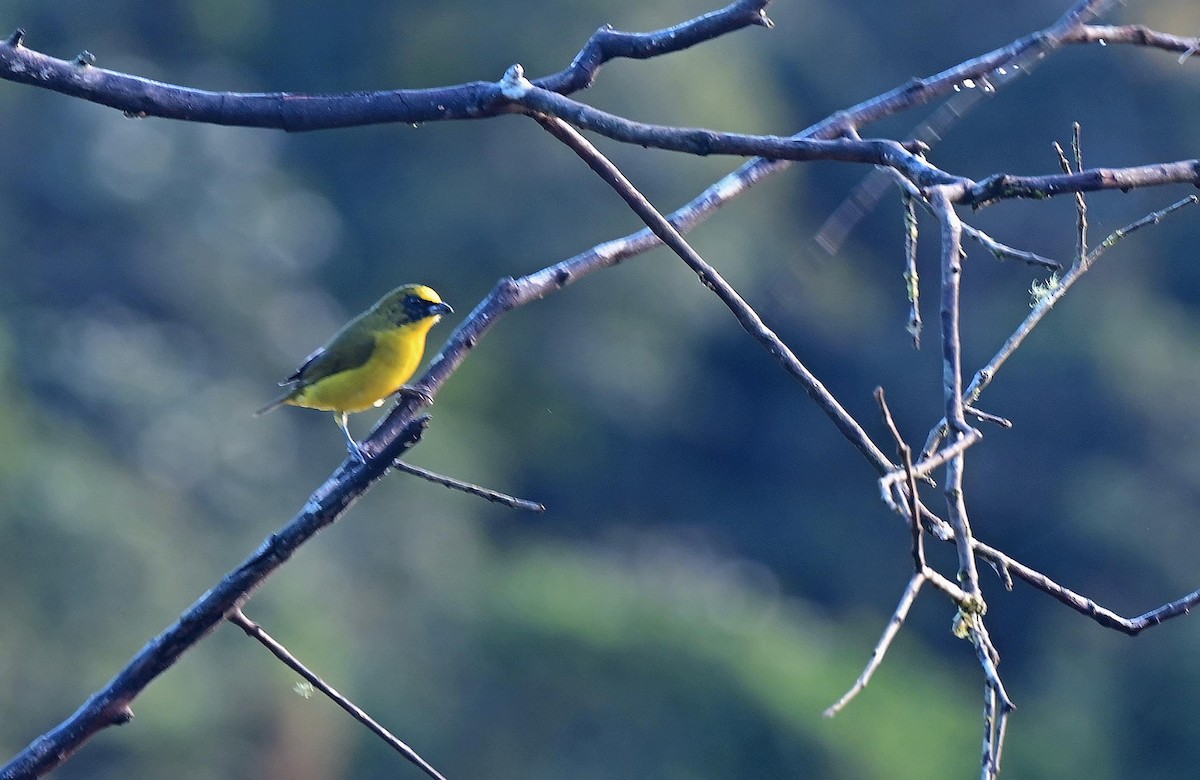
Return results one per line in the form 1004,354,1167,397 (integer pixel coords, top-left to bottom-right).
1,0,1198,778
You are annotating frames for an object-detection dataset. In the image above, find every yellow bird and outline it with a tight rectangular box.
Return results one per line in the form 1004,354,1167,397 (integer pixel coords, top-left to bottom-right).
256,284,453,462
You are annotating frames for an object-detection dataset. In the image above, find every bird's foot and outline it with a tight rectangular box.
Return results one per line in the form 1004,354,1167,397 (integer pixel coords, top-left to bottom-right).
396,384,436,406
346,439,368,464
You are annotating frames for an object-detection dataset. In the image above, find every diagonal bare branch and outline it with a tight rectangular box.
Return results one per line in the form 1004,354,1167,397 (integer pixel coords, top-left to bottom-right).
0,417,430,780
519,105,895,473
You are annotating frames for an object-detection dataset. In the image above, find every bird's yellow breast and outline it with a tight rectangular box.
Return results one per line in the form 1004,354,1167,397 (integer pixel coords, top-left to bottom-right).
289,320,437,414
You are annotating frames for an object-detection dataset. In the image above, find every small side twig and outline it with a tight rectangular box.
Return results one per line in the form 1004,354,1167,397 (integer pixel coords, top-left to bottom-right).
962,224,1061,271
964,404,1011,429
836,390,991,719
393,460,546,512
824,571,925,718
227,608,448,780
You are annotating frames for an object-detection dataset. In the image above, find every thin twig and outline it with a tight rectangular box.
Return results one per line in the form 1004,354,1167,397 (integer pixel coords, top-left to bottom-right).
982,687,999,780
875,388,925,565
227,609,447,780
1053,131,1088,260
824,572,926,718
980,683,1012,780
923,566,972,603
1072,123,1088,257
962,225,1061,271
964,405,1011,428
394,461,546,511
993,702,1011,777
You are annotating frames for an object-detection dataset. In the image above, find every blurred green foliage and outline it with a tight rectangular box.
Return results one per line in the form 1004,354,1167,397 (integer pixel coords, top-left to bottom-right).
1,0,1200,777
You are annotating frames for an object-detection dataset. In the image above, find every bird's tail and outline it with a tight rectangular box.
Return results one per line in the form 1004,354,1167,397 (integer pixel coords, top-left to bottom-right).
254,392,293,416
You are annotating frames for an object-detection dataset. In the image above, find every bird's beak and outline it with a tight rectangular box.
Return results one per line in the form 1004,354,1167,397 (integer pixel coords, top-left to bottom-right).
429,302,453,316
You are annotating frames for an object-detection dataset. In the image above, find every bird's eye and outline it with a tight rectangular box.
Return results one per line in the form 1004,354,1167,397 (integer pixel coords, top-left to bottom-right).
404,295,420,307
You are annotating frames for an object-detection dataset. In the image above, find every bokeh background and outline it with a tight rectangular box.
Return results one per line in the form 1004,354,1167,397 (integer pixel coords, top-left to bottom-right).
1,0,1198,777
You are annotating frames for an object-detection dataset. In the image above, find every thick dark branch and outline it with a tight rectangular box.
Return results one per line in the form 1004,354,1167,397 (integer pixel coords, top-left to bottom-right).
502,72,949,177
0,418,430,780
0,40,510,129
0,0,1170,168
2,0,1187,215
0,1,772,131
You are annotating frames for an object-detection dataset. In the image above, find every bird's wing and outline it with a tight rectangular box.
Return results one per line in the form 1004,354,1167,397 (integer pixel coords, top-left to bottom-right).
283,327,377,386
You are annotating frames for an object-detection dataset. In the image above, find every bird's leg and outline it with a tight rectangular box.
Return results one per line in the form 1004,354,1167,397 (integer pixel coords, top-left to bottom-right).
395,384,436,406
336,411,367,463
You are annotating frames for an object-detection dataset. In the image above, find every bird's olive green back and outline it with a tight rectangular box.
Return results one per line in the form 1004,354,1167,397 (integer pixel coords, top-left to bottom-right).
287,320,377,387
